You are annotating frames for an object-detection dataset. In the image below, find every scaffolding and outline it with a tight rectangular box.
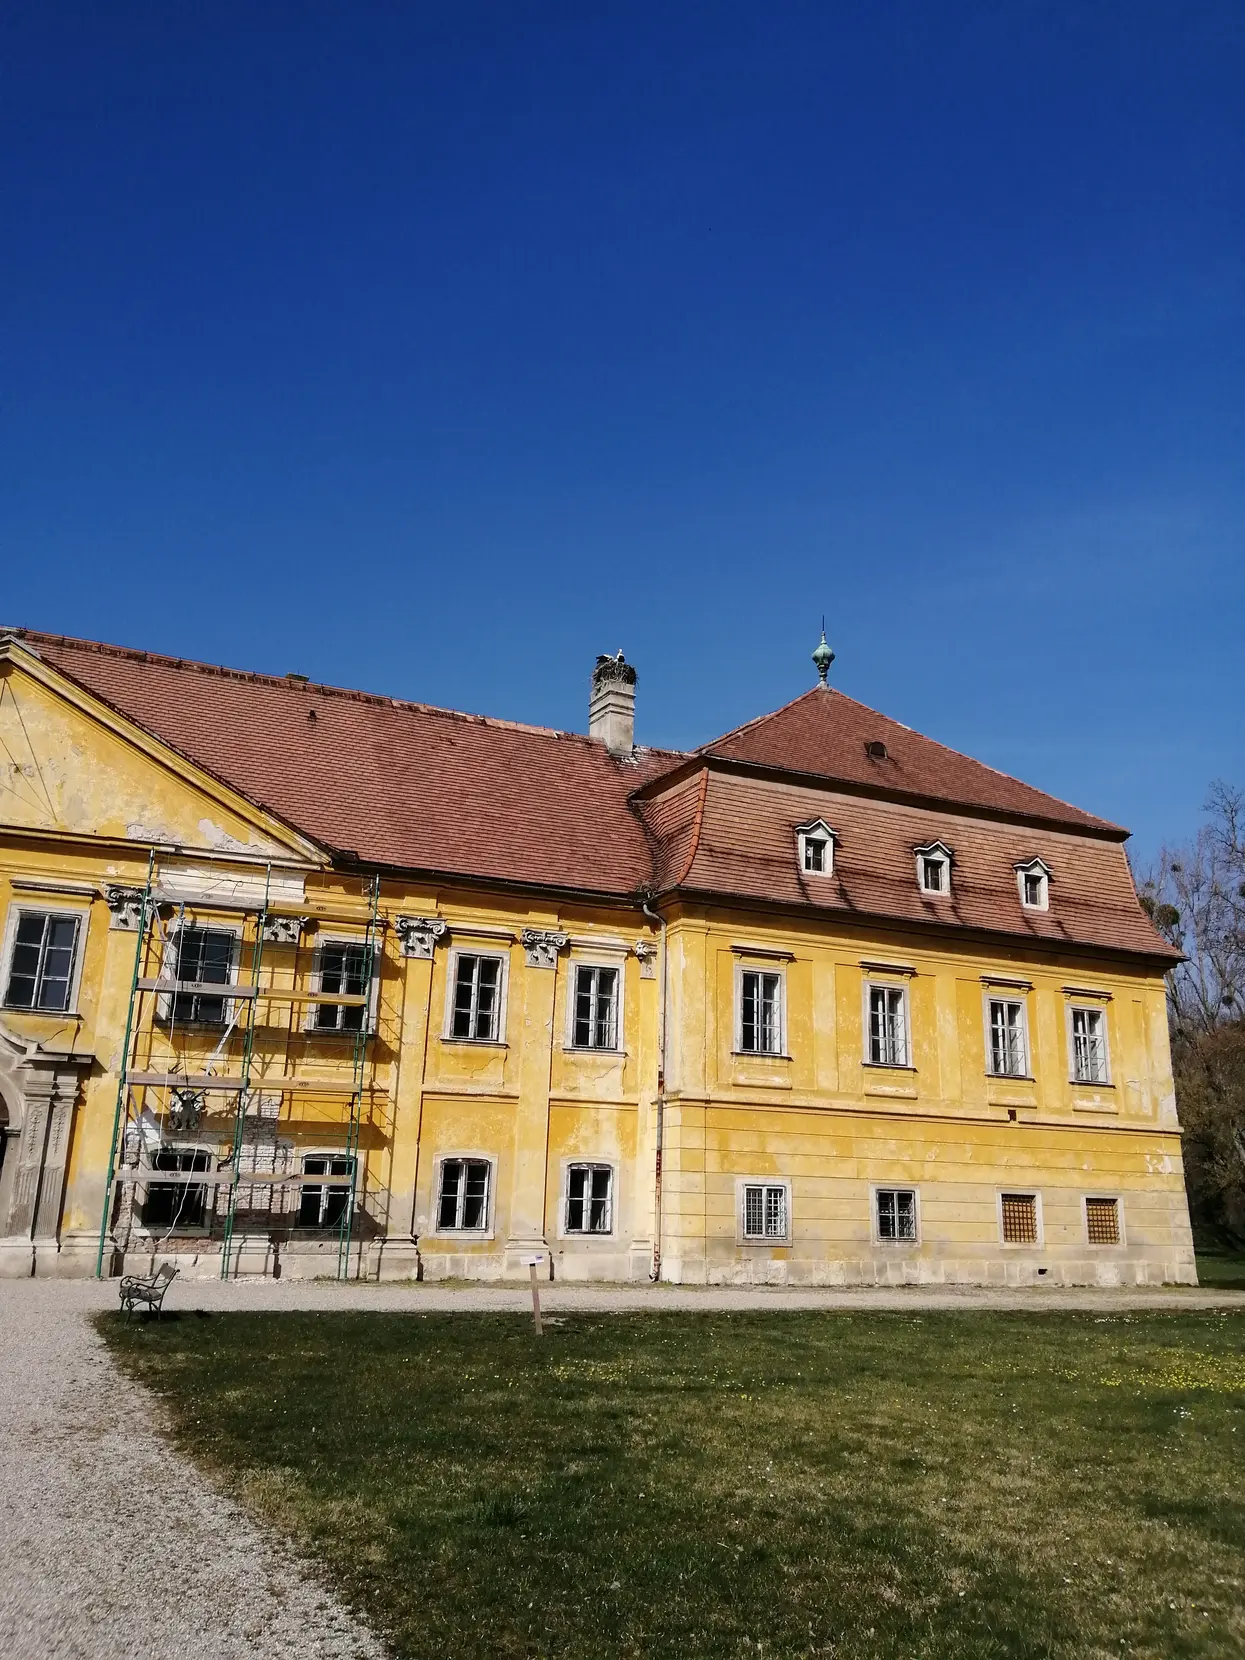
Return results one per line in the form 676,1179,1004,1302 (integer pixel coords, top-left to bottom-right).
95,858,383,1281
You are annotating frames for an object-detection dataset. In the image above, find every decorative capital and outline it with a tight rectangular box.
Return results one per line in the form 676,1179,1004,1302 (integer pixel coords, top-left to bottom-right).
103,885,146,932
395,915,448,959
521,927,569,969
634,940,658,980
262,914,308,945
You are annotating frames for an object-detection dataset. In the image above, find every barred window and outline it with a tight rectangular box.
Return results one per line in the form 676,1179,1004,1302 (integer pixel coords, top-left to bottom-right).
1085,1196,1120,1245
450,954,504,1041
988,998,1028,1077
868,985,908,1067
1071,1006,1108,1083
437,1157,491,1230
565,1164,613,1233
1001,1192,1038,1244
313,944,370,1033
4,910,81,1012
876,1188,917,1241
742,1182,788,1240
739,970,783,1054
572,966,619,1049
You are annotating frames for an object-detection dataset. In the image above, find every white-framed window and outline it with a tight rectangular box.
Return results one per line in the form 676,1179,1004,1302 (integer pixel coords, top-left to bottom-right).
1016,858,1051,910
986,996,1029,1077
914,841,952,896
999,1191,1041,1245
1084,1195,1123,1246
166,924,237,1026
569,964,621,1050
435,1156,492,1231
564,1163,614,1234
737,967,785,1054
2,906,86,1013
445,951,507,1043
874,1187,919,1242
308,939,374,1035
865,982,909,1067
795,819,835,876
297,1154,355,1228
140,1148,213,1232
739,1179,791,1243
1069,1005,1110,1084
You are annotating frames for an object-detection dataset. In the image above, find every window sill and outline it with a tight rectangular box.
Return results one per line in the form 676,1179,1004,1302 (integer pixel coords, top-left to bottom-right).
731,1050,791,1061
1070,1078,1114,1089
562,1045,625,1057
1,1004,83,1020
862,1061,916,1073
874,1237,921,1247
440,1037,508,1049
429,1229,496,1242
987,1073,1034,1083
738,1237,792,1249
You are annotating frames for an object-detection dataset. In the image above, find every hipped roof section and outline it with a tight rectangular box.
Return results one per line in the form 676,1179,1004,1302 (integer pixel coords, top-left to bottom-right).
10,629,1174,960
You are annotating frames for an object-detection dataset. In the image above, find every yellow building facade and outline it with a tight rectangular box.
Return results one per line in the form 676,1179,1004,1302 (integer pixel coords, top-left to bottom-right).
0,629,1196,1284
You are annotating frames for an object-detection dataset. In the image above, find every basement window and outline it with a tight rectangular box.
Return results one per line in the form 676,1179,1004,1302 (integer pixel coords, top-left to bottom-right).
741,1181,790,1242
3,908,83,1013
875,1188,918,1242
1000,1192,1039,1245
298,1155,355,1228
571,965,620,1049
1085,1196,1121,1245
565,1164,613,1233
437,1157,491,1231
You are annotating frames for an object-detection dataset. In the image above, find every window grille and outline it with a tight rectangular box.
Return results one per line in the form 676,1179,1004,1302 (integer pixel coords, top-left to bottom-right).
313,944,369,1033
868,985,908,1066
437,1158,491,1230
1001,1192,1038,1244
565,1164,613,1233
1071,1007,1108,1083
742,1182,788,1240
298,1155,355,1227
876,1188,917,1241
451,955,503,1041
4,910,81,1012
1085,1196,1120,1245
170,927,234,1025
572,966,619,1049
142,1149,212,1230
988,999,1027,1077
739,970,783,1054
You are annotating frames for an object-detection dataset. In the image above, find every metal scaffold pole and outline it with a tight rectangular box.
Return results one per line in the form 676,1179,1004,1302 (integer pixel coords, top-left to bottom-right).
95,849,156,1279
219,863,272,1280
336,873,381,1281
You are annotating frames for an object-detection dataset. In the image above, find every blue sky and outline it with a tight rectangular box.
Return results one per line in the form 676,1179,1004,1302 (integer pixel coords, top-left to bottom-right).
2,2,1241,864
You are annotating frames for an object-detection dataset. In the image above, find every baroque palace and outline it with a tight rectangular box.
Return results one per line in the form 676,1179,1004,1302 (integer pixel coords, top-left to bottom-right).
0,626,1195,1284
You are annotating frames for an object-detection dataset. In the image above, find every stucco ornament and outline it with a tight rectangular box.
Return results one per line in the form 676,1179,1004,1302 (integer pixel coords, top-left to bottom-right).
394,915,448,959
103,885,146,931
521,928,569,969
261,914,308,945
634,940,658,979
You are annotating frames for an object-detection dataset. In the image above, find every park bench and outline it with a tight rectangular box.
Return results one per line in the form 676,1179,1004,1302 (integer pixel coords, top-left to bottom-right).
118,1263,179,1318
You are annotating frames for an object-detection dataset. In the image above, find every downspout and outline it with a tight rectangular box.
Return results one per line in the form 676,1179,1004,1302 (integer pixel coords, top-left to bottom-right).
641,899,667,1282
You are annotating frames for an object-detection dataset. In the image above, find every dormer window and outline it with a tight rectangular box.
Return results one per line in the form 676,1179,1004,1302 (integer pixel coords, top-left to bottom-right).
796,819,835,876
1016,858,1051,911
914,841,952,896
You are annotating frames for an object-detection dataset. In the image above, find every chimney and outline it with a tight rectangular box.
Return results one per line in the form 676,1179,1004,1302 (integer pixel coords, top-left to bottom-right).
589,651,637,755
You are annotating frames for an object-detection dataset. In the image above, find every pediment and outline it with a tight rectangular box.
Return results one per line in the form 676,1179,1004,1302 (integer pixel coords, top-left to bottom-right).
0,643,321,862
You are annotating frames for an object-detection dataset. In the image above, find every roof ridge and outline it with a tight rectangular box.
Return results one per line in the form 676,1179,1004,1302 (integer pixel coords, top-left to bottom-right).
12,627,689,757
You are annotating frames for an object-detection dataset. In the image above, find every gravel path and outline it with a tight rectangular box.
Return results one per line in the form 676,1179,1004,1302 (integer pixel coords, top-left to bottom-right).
0,1280,387,1660
1,1277,1240,1660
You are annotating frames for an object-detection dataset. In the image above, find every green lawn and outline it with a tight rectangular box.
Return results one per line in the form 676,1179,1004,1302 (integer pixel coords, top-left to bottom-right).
102,1310,1245,1660
1195,1249,1245,1290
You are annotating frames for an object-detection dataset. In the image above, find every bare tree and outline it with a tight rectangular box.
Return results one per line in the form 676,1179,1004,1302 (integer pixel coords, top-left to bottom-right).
1140,783,1245,1240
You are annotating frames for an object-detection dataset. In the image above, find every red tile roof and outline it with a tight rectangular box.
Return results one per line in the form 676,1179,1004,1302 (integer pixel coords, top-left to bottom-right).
700,687,1124,834
9,629,1174,960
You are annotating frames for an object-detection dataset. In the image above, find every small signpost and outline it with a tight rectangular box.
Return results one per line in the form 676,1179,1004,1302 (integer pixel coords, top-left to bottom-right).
529,1257,543,1336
